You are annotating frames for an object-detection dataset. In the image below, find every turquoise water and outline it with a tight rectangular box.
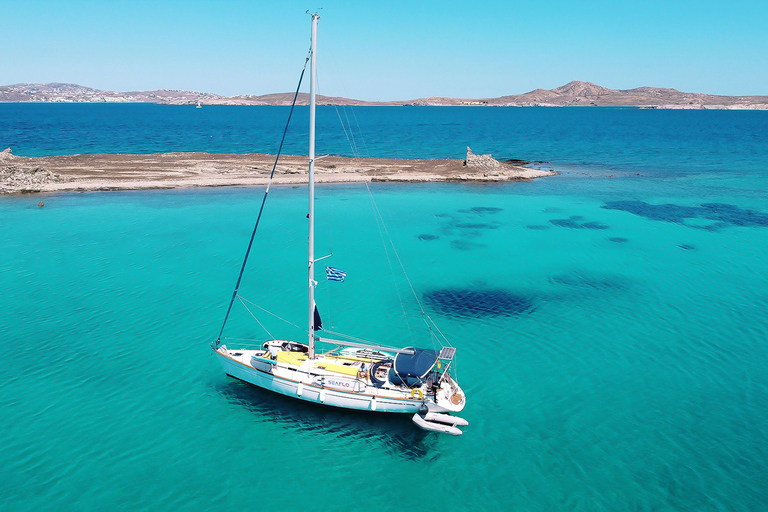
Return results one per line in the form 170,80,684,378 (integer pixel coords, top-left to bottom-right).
3,104,768,179
2,106,768,510
3,181,768,511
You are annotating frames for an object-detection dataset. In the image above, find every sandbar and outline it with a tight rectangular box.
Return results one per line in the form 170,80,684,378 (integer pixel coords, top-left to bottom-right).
0,151,556,194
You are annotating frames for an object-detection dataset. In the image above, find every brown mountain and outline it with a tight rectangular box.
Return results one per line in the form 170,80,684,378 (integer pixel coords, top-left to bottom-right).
2,81,766,109
485,81,768,108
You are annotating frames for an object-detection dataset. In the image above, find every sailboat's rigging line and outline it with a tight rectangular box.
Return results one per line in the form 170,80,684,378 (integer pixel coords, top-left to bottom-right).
237,295,305,332
364,182,452,348
221,337,263,343
334,96,370,159
331,104,358,158
365,182,416,345
317,74,422,344
321,49,372,159
239,294,395,350
323,87,456,364
237,296,275,339
215,48,312,347
348,106,371,158
340,105,361,157
323,85,451,349
316,72,361,159
321,328,385,347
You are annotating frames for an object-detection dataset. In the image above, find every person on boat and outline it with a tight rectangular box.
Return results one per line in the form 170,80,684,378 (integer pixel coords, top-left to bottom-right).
429,373,440,400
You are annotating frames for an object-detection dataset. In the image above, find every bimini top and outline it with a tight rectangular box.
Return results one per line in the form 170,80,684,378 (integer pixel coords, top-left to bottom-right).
393,348,439,380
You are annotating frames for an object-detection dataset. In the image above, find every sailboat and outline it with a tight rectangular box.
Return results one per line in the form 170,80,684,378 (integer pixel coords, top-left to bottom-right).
212,13,467,435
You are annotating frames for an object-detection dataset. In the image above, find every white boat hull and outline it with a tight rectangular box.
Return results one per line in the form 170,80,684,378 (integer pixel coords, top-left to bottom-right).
214,348,461,414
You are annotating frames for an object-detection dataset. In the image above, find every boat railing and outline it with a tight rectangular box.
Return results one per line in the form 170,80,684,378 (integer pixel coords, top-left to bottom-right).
218,339,266,350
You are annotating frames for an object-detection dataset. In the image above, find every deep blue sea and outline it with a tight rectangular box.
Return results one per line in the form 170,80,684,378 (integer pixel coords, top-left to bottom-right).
2,104,768,511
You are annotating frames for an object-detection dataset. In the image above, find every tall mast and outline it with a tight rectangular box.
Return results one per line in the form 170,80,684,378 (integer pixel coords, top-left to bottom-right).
307,13,319,358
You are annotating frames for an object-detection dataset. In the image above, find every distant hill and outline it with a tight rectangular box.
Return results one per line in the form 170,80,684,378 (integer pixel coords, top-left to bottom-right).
483,81,768,109
2,81,766,109
0,83,388,106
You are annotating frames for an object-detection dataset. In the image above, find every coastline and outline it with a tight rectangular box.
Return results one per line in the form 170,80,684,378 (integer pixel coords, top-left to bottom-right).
0,151,556,195
4,81,768,109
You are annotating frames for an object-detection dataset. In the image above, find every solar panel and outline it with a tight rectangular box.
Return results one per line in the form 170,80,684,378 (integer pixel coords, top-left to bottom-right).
438,347,456,360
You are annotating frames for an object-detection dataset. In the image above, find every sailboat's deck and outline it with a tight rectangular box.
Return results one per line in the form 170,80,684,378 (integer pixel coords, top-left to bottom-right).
222,347,377,381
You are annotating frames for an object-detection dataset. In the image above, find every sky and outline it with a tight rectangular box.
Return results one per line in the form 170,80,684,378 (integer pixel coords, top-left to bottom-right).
4,0,768,100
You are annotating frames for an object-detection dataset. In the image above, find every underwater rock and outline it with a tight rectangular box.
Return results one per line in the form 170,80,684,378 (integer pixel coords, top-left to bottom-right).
608,237,629,243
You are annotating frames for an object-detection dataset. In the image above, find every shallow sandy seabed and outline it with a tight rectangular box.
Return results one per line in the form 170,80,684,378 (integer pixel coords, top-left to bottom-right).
1,152,556,194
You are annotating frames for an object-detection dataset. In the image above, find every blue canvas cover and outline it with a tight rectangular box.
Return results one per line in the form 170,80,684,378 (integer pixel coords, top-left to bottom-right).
393,348,439,380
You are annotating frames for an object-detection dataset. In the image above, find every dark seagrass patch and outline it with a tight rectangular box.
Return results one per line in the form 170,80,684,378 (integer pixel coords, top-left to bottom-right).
423,289,535,317
602,201,768,231
450,240,485,251
550,215,610,230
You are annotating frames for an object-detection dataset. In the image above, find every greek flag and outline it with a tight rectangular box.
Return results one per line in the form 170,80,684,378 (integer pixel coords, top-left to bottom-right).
325,266,346,282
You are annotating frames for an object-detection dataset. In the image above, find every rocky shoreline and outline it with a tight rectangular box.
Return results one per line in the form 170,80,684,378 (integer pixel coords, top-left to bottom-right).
0,147,556,194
